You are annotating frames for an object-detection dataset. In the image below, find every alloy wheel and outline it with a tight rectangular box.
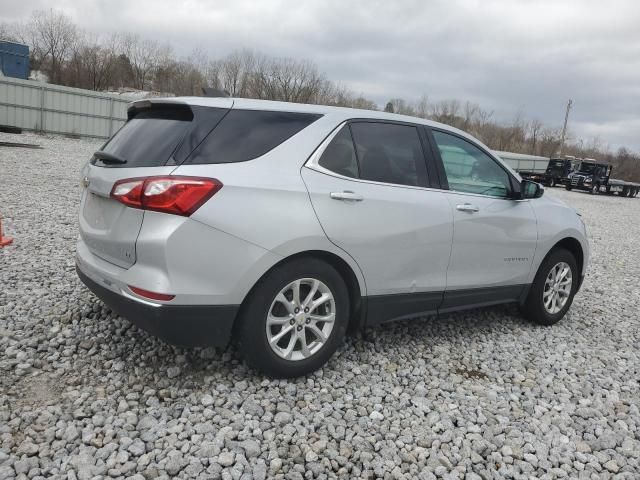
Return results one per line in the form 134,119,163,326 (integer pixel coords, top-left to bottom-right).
266,278,336,361
543,262,573,314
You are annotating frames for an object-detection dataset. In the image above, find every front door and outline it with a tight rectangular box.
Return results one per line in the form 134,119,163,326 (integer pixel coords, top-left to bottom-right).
428,128,538,310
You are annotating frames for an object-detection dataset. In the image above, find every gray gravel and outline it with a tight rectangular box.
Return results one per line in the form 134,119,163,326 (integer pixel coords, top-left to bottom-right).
1,132,639,479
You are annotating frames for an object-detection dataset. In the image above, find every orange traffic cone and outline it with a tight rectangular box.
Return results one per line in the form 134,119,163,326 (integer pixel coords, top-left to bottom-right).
0,216,13,247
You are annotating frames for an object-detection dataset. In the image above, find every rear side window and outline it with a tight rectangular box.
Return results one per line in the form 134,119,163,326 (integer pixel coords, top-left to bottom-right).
349,122,428,187
98,106,195,168
187,110,321,164
318,126,359,178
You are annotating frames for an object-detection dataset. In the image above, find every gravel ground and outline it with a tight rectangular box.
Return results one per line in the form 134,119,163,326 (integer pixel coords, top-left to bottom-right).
1,132,639,480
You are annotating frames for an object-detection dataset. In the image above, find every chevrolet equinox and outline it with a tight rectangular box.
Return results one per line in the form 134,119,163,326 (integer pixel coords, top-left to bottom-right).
76,97,589,377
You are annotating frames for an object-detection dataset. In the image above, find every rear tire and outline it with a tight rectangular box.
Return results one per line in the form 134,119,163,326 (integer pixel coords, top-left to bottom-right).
521,248,578,326
237,258,349,378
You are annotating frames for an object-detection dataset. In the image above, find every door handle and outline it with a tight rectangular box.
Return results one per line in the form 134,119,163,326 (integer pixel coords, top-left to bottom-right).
330,191,363,202
456,203,479,212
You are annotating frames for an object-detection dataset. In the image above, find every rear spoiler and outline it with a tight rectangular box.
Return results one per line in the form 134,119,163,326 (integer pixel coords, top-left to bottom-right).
127,97,235,120
127,99,192,120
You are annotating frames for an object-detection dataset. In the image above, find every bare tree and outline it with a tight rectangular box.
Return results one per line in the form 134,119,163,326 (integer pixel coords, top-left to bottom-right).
538,127,562,157
430,99,461,126
26,9,77,83
528,119,543,155
119,34,167,90
206,49,263,97
414,94,429,119
0,22,21,42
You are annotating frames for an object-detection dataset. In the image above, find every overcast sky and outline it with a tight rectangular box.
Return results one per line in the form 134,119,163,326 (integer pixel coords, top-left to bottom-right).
3,0,639,151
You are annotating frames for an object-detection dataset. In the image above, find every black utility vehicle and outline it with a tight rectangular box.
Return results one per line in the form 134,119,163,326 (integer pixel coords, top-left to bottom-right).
544,158,576,187
565,160,640,197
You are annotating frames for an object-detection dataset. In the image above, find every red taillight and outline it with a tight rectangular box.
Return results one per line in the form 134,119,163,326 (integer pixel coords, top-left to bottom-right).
111,179,145,209
128,285,175,302
110,176,222,216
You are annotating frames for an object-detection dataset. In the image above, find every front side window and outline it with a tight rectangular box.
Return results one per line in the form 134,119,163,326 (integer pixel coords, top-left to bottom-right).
432,130,511,198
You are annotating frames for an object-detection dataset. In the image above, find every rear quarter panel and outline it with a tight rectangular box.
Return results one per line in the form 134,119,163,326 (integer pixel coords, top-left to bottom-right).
172,114,368,296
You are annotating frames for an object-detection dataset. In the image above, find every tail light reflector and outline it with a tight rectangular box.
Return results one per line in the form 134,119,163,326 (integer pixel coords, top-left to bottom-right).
110,176,222,216
128,285,175,302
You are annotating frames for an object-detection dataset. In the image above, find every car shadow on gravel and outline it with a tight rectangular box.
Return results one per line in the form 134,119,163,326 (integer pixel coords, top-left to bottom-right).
363,303,531,343
81,300,534,383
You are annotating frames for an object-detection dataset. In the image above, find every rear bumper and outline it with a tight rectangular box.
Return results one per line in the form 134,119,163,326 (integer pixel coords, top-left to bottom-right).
77,265,238,347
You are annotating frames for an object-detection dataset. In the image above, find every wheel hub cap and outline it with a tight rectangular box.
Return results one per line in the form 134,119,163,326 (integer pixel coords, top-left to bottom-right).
266,278,336,361
543,261,573,314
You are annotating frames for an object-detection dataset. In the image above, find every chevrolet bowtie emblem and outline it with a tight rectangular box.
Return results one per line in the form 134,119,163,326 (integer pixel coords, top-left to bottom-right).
82,176,90,188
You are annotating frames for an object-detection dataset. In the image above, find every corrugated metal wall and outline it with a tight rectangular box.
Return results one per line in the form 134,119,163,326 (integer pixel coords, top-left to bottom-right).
0,76,133,138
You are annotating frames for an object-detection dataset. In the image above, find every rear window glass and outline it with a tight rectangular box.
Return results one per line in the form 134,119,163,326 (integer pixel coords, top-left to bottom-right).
98,107,194,168
186,110,321,164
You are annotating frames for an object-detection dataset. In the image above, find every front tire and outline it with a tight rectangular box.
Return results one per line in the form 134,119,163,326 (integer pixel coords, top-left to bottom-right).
589,183,599,194
565,185,572,191
549,178,556,187
521,248,578,326
237,258,349,378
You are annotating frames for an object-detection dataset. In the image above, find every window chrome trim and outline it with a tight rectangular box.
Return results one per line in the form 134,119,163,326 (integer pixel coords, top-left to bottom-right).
305,121,434,193
305,120,522,200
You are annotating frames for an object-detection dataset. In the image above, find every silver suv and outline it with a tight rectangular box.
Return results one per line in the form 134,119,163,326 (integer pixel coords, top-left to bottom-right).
76,97,589,377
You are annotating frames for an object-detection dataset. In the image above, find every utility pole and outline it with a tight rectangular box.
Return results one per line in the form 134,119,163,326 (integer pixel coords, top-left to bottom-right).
558,99,572,157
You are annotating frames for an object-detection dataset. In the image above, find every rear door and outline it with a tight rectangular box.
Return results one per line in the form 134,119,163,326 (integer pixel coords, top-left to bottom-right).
302,121,453,322
427,128,537,309
79,101,231,268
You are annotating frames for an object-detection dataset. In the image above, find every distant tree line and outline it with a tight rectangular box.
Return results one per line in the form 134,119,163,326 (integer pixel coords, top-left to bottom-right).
1,9,638,180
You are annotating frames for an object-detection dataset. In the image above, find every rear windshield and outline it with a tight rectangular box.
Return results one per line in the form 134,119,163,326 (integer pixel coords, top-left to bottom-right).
186,110,321,164
97,106,196,168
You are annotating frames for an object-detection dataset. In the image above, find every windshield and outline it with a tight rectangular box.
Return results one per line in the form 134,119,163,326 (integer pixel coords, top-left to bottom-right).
577,163,596,174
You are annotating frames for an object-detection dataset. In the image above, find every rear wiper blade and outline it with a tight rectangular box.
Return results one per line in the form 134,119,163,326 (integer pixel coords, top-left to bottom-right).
93,151,127,164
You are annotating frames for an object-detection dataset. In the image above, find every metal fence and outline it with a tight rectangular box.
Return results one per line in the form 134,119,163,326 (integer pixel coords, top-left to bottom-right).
0,76,134,139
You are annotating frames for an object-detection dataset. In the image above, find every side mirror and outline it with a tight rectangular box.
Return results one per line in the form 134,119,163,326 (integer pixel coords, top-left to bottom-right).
521,179,544,199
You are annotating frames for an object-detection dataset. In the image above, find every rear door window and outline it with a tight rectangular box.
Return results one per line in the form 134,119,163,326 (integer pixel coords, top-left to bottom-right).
318,126,359,178
349,122,428,187
187,110,321,164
